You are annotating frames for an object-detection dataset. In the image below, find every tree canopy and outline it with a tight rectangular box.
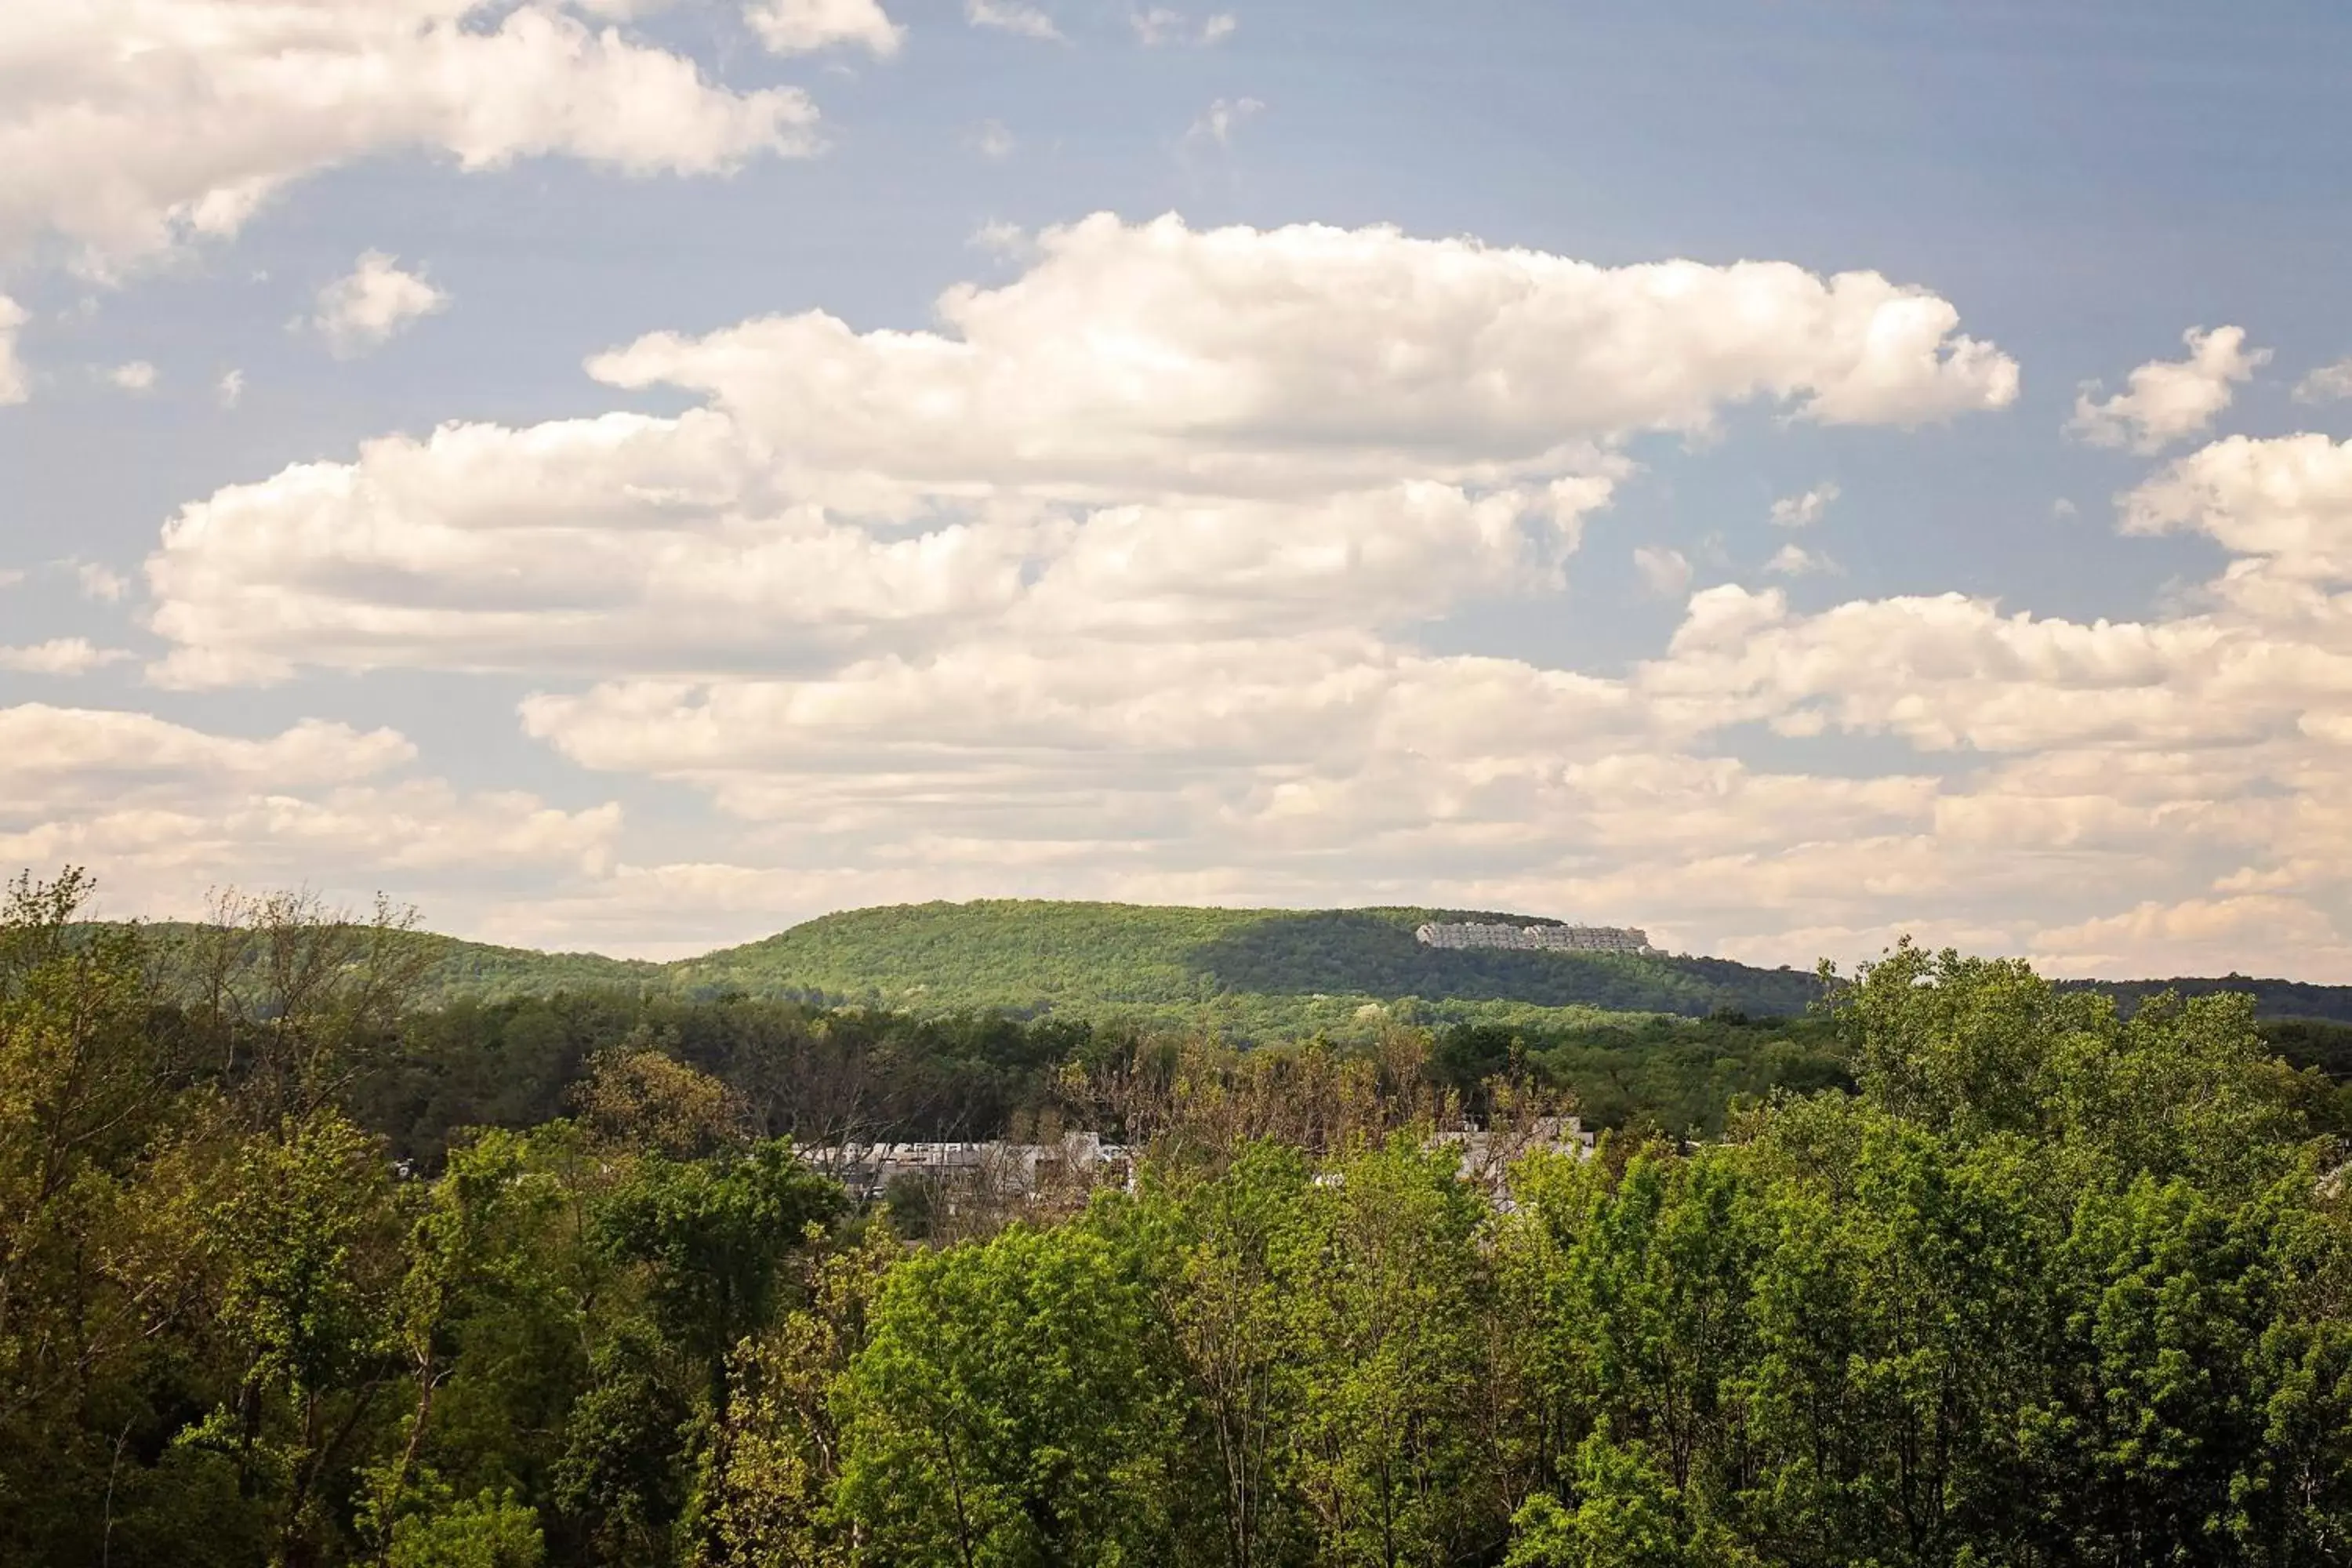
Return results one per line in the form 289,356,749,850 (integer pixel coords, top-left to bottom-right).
5,874,2351,1566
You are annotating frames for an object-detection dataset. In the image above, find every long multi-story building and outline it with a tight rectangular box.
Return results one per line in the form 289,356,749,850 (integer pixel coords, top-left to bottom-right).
1414,920,1654,955
804,1131,1134,1203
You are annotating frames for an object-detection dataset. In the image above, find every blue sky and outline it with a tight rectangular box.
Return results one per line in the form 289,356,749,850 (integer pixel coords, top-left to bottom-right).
5,0,2352,973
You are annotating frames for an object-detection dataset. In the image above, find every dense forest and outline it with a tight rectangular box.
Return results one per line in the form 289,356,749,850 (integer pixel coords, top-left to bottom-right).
665,899,1843,1029
125,899,2352,1040
217,900,1839,1027
365,993,1859,1160
10,869,2352,1566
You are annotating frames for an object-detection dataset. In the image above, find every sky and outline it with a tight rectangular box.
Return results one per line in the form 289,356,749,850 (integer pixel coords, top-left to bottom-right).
5,0,2352,975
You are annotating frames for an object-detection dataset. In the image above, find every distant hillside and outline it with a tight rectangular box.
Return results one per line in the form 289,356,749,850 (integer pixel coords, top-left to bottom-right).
410,932,666,998
2064,975,2352,1026
664,900,1828,1033
118,900,2352,1042
126,922,664,1004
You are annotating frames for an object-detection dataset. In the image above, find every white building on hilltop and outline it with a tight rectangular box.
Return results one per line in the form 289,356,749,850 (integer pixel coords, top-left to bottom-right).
1414,920,1654,955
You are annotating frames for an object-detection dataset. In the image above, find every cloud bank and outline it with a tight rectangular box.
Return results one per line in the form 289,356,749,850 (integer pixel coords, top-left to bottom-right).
0,704,619,920
9,187,2329,974
150,216,2352,975
145,214,2021,684
0,0,821,269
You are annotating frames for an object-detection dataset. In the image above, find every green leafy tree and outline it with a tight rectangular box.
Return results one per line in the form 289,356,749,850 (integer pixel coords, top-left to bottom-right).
365,1127,587,1552
195,1109,408,1566
1132,1141,1319,1568
0,870,222,1566
694,1220,902,1568
835,1220,1185,1565
1504,1436,1744,1568
592,1141,845,1405
1833,939,2307,1190
1571,1152,1762,1497
170,887,433,1129
554,1325,697,1566
1275,1138,1493,1566
383,1486,545,1568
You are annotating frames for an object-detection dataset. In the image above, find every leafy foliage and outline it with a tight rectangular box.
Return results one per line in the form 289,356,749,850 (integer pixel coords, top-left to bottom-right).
9,873,2352,1567
835,1223,1187,1563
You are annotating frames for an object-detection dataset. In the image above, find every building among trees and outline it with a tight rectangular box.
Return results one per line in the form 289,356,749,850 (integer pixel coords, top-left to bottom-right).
1414,920,1655,954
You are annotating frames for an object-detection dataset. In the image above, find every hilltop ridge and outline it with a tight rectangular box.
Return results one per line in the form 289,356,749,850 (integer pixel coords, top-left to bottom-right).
123,898,2352,1039
327,898,2352,1037
377,899,1813,1034
662,901,1823,1030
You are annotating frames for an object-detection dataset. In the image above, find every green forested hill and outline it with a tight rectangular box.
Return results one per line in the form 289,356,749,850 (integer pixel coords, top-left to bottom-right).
418,899,1829,1034
671,899,1254,1011
664,900,1830,1029
96,900,2352,1137
127,921,665,1000
178,897,2352,1041
409,931,667,994
2062,974,2352,1025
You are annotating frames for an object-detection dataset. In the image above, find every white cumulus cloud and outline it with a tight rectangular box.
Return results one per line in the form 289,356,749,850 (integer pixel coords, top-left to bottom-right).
76,562,129,602
1133,6,1184,43
967,0,1062,39
969,220,1029,256
144,214,2020,688
2030,895,2339,978
2122,431,2352,586
1764,543,1835,576
310,252,450,358
0,639,129,675
2068,325,2269,454
143,216,2318,971
745,0,902,55
1135,7,1233,45
2295,357,2352,405
0,0,819,270
1769,481,1838,528
0,294,25,404
107,360,156,392
967,121,1018,161
0,703,621,918
1187,97,1262,147
1580,428,2352,974
1633,546,1693,597
584,214,2021,490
